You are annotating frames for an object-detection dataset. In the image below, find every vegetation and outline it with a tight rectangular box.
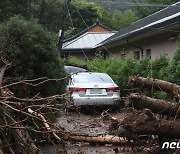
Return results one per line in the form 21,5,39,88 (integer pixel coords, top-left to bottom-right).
0,0,178,97
133,0,180,19
165,47,180,85
0,16,66,97
0,0,138,36
111,9,136,30
66,52,180,98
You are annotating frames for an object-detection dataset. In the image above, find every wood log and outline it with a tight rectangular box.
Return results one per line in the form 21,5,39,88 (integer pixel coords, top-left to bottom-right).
0,59,7,88
126,93,180,117
61,133,128,145
129,76,180,98
7,116,38,154
120,109,180,139
28,108,62,143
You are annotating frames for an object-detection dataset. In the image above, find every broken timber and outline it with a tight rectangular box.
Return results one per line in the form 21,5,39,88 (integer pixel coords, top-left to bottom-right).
126,93,180,117
61,134,128,145
120,109,180,138
129,76,180,98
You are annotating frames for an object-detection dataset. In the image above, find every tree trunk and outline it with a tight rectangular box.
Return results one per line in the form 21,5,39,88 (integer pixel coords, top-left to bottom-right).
61,134,128,145
39,0,46,24
120,109,180,139
126,93,180,117
0,59,7,88
7,116,38,154
128,76,180,98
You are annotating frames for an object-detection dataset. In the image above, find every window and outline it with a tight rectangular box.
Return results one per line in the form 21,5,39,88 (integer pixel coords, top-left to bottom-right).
146,49,151,59
73,74,114,83
134,51,140,60
121,52,126,59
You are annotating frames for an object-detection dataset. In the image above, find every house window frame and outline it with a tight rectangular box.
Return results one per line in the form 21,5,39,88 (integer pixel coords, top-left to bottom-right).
121,52,126,59
134,51,140,60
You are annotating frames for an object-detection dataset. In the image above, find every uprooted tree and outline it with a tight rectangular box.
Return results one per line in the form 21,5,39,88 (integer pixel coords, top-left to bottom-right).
108,75,180,153
128,75,180,99
0,58,134,153
119,109,180,138
0,58,67,153
127,76,180,118
126,93,180,117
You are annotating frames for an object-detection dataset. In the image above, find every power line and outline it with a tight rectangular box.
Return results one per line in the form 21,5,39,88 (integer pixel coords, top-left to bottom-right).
72,3,180,34
67,2,74,28
65,0,180,63
73,0,117,57
58,0,71,54
65,0,116,67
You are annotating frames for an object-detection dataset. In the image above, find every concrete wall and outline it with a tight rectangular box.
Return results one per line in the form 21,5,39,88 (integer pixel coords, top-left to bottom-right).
106,31,180,60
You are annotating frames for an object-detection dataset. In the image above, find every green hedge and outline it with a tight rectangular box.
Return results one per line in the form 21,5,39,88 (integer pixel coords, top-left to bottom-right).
67,52,177,98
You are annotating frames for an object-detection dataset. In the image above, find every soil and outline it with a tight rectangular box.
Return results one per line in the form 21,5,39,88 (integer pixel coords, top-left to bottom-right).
40,107,161,154
53,107,142,154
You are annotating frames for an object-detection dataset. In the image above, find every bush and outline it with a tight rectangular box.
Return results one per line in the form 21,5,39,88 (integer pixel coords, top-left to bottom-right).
66,53,170,97
0,16,66,97
165,48,180,85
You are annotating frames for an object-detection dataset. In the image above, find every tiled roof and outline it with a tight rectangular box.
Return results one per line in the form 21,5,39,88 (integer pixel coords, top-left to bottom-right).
100,1,180,46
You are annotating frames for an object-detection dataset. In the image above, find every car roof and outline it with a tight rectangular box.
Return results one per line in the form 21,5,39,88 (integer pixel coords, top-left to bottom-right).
74,72,107,75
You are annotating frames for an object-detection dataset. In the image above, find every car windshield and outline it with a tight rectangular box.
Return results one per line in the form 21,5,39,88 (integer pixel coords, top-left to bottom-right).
72,73,114,83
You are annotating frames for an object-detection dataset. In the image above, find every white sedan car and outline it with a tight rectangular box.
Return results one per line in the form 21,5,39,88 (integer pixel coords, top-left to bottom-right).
67,72,121,107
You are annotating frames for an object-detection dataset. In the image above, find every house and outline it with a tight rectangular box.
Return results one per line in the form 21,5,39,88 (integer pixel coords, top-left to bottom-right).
97,2,180,60
62,22,116,61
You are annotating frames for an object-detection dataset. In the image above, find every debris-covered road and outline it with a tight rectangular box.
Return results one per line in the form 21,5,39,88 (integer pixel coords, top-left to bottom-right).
56,108,141,154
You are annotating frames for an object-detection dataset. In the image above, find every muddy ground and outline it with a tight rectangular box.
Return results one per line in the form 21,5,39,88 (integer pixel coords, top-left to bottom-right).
41,107,145,154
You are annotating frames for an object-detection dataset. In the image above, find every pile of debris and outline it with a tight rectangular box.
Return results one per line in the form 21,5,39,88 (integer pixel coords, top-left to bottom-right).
109,76,180,153
0,58,131,153
0,58,69,153
1,56,180,153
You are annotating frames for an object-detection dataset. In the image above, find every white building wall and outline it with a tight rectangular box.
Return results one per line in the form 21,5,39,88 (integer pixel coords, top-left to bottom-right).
107,32,180,60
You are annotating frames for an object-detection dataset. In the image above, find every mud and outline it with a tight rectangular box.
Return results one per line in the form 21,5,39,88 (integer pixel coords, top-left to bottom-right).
40,108,145,154
55,108,137,154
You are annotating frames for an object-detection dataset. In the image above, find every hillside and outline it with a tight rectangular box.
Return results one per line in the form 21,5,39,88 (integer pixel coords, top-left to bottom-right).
86,0,145,12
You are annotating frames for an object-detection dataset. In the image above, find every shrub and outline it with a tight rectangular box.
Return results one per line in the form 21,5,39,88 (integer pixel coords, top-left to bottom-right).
0,16,66,97
86,54,170,97
165,47,180,85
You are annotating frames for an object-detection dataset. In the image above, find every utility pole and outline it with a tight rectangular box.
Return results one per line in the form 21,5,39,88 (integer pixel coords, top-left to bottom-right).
57,0,71,55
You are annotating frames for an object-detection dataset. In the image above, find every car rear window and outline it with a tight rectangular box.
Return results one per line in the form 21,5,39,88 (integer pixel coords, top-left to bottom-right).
64,66,88,74
72,74,114,83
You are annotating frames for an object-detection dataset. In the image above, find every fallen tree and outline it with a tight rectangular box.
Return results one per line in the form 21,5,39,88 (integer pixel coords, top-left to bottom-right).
118,109,180,139
128,76,180,98
0,58,68,153
0,58,135,153
126,93,180,117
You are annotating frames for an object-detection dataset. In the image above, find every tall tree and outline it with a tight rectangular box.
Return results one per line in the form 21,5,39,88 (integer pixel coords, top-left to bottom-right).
133,0,180,19
111,10,136,30
0,0,34,22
